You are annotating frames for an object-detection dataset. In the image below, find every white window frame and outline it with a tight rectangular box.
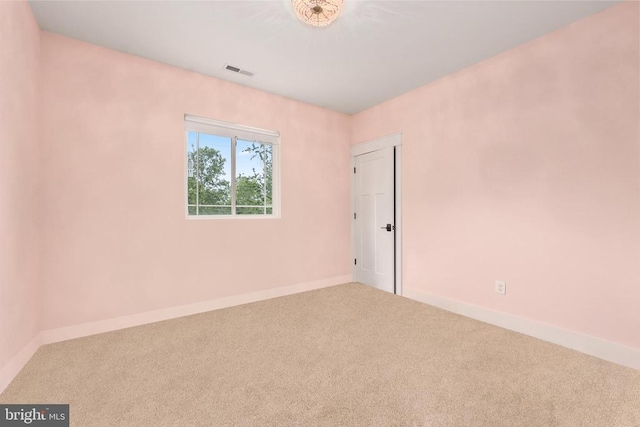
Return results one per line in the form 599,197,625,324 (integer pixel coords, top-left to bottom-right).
184,114,281,219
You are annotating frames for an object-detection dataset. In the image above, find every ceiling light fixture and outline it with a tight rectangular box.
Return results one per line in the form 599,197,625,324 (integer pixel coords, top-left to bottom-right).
292,0,344,27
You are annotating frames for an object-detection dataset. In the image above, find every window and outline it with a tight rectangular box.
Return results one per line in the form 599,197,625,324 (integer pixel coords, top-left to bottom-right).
185,115,280,218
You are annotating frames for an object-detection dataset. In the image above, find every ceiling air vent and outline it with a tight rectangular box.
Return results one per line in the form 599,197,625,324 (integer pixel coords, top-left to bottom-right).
224,64,254,77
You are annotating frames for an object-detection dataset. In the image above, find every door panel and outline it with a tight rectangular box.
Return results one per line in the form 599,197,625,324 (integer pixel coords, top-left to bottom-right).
355,147,394,293
361,194,374,271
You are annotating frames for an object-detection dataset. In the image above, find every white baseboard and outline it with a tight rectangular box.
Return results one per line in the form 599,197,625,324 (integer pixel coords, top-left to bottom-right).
0,275,352,394
404,288,640,371
40,275,352,345
0,333,43,394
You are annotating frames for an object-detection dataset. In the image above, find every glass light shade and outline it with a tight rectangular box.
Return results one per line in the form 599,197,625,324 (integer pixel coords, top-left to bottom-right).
292,0,344,27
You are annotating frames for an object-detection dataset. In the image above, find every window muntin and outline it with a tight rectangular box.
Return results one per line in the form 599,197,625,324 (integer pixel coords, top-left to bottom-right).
185,115,279,218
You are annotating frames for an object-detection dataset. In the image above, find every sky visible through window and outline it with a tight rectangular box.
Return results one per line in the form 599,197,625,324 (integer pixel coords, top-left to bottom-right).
187,131,264,178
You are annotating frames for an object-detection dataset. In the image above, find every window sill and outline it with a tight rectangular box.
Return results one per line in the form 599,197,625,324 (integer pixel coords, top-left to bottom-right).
185,214,280,220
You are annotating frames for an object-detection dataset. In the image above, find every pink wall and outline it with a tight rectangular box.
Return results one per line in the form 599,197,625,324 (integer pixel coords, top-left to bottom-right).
39,32,352,330
352,2,640,349
0,1,41,369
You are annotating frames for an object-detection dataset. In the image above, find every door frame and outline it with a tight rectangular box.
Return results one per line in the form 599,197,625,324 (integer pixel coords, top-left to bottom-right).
351,133,403,295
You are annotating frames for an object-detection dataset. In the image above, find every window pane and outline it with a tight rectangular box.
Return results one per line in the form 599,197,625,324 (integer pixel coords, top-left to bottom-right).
187,131,198,207
196,134,231,214
199,206,232,216
236,140,266,212
266,207,273,215
237,206,265,215
265,144,273,206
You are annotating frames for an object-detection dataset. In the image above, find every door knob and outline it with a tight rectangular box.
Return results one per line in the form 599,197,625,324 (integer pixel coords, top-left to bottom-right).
380,224,394,232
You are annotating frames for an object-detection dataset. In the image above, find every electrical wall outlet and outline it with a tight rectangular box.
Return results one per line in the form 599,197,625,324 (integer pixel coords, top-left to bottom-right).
495,280,506,295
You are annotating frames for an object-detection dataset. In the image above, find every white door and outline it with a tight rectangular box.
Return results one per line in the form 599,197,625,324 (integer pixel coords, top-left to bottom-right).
354,147,395,293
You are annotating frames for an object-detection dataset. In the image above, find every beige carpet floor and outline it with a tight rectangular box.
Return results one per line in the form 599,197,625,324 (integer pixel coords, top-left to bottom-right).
1,283,639,426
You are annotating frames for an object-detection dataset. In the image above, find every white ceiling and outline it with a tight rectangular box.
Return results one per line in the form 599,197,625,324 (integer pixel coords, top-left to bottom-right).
30,0,619,114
